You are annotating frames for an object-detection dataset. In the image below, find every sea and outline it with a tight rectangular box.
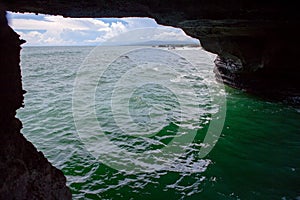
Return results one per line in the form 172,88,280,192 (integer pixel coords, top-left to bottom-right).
17,46,300,199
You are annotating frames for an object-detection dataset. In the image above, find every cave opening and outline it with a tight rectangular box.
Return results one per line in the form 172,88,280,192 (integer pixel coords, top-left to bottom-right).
6,11,225,199
1,2,300,199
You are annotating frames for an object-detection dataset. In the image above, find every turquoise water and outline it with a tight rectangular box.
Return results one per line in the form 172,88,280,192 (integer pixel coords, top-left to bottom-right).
18,46,300,199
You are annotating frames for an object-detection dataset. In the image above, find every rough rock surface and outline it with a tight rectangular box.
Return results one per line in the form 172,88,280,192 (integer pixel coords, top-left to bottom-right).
0,7,72,199
0,0,299,198
3,0,300,103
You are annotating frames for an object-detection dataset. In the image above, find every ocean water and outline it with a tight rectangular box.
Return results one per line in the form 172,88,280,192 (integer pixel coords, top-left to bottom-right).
18,46,300,199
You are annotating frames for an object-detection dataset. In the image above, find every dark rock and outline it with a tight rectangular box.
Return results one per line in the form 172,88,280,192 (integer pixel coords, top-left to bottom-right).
0,7,72,199
182,19,300,103
0,0,300,197
2,0,300,103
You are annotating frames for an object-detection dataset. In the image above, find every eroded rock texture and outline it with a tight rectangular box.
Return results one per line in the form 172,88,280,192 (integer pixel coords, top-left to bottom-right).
3,0,300,103
0,8,71,199
0,0,299,198
185,20,300,103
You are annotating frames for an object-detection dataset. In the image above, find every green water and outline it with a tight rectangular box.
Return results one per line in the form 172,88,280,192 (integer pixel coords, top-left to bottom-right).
18,46,300,199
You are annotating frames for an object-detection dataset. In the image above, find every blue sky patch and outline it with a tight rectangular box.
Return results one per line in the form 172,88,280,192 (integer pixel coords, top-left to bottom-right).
8,12,198,46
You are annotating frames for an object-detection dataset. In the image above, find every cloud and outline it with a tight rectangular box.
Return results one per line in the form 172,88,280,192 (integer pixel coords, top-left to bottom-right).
152,29,191,41
7,12,198,46
85,21,127,43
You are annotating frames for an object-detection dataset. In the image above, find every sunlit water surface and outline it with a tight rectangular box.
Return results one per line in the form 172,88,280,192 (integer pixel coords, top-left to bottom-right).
18,46,300,199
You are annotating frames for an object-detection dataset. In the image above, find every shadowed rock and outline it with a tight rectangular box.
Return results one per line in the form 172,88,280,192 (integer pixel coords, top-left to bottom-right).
0,0,300,198
0,7,72,199
2,0,300,103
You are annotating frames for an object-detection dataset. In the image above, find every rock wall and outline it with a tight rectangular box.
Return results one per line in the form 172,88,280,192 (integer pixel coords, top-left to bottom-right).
182,20,300,102
3,0,300,103
0,0,299,198
0,7,71,199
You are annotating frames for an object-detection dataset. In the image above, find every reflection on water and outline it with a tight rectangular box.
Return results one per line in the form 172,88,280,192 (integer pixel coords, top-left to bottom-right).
18,46,300,199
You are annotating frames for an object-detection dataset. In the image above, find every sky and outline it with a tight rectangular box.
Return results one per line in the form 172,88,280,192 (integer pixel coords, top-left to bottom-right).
7,12,199,46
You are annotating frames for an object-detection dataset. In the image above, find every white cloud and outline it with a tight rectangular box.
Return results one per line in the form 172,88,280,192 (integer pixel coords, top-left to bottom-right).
152,30,190,41
121,17,159,29
7,12,198,46
16,31,44,46
10,15,109,31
